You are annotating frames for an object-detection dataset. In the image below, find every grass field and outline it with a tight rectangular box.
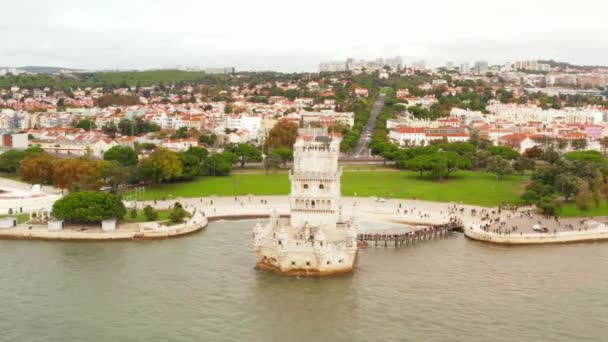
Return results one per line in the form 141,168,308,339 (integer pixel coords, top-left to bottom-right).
559,201,608,217
121,209,171,223
127,171,528,207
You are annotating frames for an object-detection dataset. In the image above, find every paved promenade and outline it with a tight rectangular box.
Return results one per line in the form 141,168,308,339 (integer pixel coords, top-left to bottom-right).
1,193,607,244
142,195,608,245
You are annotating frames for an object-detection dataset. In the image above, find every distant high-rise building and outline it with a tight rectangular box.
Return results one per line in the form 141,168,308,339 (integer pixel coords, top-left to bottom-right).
512,60,546,72
205,67,235,74
319,56,403,73
474,61,489,74
446,61,455,70
411,60,427,71
459,62,470,74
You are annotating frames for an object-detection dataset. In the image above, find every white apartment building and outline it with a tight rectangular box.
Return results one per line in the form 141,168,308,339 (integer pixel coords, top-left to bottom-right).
486,101,604,125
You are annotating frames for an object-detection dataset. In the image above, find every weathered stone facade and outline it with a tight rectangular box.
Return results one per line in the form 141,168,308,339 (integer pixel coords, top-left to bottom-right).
253,128,358,276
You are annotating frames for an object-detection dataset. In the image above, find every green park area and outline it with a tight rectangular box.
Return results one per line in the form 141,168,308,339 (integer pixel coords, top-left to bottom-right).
126,170,528,207
121,209,171,223
559,202,608,218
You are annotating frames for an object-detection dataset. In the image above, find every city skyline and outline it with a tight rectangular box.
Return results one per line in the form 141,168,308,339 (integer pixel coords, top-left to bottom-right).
2,0,608,72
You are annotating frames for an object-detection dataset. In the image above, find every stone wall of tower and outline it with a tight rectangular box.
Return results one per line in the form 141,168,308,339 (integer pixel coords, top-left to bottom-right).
289,129,342,228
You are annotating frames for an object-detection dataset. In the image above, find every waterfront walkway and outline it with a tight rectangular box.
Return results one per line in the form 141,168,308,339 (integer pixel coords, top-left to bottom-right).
1,193,607,244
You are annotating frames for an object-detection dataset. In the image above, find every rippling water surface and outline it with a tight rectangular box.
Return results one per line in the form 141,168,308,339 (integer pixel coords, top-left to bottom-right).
1,220,607,342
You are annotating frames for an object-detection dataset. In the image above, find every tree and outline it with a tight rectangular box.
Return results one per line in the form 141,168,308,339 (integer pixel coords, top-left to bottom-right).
592,173,605,208
102,122,118,137
486,146,520,160
273,147,293,166
178,152,203,179
576,181,593,211
513,157,536,174
169,202,187,224
129,207,138,219
139,148,183,182
103,146,138,166
522,181,554,204
523,146,543,159
18,152,55,184
233,143,262,167
554,173,580,202
405,154,449,180
98,160,129,189
52,191,126,223
184,146,209,161
143,205,158,221
265,121,299,151
74,119,96,131
202,153,233,176
468,129,480,148
52,159,101,190
563,151,604,163
536,195,561,216
264,151,283,173
199,134,217,146
557,139,568,150
178,146,209,179
571,138,588,151
224,104,233,114
486,155,513,180
0,147,45,173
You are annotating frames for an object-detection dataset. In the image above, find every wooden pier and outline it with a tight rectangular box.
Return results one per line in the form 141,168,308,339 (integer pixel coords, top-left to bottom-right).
357,222,463,248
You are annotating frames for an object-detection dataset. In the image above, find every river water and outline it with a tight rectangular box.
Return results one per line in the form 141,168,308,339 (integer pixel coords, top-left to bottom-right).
1,220,607,342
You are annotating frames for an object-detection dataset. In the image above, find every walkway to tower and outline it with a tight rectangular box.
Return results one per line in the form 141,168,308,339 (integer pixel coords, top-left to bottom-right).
357,221,464,248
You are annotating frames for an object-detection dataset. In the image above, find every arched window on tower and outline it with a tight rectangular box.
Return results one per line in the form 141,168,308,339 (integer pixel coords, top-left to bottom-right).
311,200,315,208
319,184,324,190
303,184,308,189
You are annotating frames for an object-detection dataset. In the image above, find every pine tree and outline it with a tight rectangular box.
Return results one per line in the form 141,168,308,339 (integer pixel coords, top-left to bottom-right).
576,181,593,212
592,173,606,208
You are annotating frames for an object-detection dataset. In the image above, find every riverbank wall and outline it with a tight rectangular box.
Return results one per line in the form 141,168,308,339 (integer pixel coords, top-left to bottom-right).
464,224,608,245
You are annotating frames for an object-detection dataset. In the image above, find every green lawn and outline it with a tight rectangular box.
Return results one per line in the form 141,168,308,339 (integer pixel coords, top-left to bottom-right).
0,214,30,224
121,209,171,223
126,171,528,207
559,201,608,217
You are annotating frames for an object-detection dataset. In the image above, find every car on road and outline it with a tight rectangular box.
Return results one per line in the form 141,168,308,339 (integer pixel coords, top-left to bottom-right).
375,197,387,203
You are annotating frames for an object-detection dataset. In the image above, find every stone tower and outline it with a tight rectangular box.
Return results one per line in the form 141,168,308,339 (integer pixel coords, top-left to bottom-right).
253,128,358,276
289,128,342,228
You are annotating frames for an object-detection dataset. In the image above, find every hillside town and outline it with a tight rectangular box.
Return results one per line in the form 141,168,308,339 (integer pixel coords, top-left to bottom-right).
1,58,608,159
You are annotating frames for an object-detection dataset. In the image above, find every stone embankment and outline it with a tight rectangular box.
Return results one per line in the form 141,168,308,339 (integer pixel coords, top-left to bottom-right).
0,206,207,241
1,194,607,245
464,223,608,245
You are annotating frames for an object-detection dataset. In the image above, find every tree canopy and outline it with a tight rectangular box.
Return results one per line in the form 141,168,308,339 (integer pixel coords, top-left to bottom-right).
103,146,139,166
265,121,299,150
52,191,126,223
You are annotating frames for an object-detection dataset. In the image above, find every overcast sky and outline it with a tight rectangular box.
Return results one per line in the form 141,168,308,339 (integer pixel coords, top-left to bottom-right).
2,0,608,72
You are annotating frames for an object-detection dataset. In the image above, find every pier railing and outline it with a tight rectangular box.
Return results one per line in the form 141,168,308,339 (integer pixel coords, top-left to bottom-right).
357,222,463,248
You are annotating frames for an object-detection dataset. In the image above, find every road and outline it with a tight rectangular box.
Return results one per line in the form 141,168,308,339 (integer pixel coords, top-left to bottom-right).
350,93,385,157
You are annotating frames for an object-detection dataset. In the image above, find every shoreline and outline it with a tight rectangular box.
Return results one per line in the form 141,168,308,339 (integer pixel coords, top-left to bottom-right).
0,195,606,245
464,224,608,245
